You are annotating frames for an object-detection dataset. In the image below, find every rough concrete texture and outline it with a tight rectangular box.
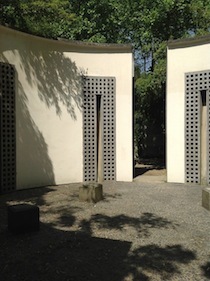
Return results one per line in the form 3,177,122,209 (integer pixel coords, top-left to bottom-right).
202,187,210,210
79,183,103,203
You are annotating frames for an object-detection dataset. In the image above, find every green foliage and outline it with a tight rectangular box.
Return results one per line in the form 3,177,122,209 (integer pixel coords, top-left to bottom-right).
0,0,77,38
133,0,210,158
0,0,25,29
22,1,77,38
190,0,210,35
68,0,129,43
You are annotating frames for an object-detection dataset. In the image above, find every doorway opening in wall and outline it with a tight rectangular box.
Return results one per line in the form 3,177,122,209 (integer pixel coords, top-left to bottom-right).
134,158,166,181
201,90,207,106
0,62,16,193
96,94,102,182
201,89,207,185
83,76,116,182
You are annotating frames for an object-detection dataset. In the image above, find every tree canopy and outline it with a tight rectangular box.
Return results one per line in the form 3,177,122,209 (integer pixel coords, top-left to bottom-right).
1,0,210,158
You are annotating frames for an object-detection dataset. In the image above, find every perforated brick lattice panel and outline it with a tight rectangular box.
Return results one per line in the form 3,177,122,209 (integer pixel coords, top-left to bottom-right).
185,71,210,184
207,87,210,185
83,76,116,182
0,63,16,193
102,78,116,181
83,78,97,182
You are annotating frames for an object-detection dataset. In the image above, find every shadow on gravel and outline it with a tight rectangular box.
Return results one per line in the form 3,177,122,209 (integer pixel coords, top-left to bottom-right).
79,212,175,237
0,186,55,207
0,186,197,281
103,192,122,202
0,225,132,281
201,261,210,279
0,187,55,233
0,225,196,281
126,244,196,280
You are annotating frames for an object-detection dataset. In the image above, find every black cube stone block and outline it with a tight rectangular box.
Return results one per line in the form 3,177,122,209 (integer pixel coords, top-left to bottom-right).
8,204,40,234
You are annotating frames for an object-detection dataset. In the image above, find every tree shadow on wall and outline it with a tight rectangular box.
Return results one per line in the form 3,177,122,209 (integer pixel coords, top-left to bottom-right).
1,39,85,118
15,82,56,188
12,41,85,119
0,37,87,188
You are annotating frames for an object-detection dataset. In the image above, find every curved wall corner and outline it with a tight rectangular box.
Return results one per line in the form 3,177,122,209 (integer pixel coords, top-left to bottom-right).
0,25,133,190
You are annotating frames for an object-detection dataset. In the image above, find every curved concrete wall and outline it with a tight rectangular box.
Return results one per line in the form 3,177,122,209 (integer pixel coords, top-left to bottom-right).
167,37,210,183
0,26,133,189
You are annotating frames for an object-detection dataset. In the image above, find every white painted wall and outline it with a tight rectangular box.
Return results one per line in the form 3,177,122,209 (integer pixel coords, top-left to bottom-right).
167,39,210,183
0,25,133,189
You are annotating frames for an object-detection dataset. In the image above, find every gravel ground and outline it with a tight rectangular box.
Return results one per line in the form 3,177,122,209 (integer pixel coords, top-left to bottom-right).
0,175,210,281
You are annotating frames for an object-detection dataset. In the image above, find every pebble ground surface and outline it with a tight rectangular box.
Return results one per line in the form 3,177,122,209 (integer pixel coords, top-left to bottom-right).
0,169,210,281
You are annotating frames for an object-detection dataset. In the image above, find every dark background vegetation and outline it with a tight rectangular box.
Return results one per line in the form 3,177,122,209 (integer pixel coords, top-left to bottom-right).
1,0,210,161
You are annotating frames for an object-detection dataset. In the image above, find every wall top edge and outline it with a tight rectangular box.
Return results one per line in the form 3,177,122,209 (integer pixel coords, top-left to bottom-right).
57,38,132,52
0,25,133,53
167,34,210,49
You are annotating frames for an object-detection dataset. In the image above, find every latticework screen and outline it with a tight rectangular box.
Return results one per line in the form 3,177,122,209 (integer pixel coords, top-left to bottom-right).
185,70,210,184
0,62,16,193
83,76,116,182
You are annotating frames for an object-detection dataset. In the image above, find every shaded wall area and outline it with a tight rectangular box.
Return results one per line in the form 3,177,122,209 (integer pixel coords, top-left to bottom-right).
0,29,84,189
0,25,134,187
16,82,55,188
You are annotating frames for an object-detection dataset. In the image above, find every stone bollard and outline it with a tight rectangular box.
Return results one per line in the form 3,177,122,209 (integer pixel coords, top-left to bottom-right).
79,183,103,203
202,187,210,211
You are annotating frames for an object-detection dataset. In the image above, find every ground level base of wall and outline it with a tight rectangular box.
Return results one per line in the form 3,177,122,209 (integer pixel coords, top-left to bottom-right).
202,188,210,211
